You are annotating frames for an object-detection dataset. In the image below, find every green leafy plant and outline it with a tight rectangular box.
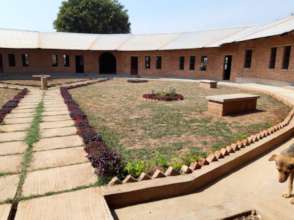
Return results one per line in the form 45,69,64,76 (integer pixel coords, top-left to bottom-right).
124,160,146,177
155,152,169,169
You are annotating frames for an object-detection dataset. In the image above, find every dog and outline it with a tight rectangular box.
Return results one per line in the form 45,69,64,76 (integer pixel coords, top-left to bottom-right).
269,143,294,204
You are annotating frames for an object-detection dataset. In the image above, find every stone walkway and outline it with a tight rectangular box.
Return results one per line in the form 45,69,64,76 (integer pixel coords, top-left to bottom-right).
0,85,111,220
0,88,42,205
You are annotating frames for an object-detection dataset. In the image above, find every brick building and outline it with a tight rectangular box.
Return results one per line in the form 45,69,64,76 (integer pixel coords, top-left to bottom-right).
0,16,293,84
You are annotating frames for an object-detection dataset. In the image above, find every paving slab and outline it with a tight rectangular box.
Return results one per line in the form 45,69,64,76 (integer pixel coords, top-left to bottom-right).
5,113,34,119
29,147,88,171
14,106,36,110
0,131,26,143
0,204,11,220
42,115,71,122
16,188,112,220
11,108,35,114
40,120,74,129
17,103,38,108
0,154,22,173
4,117,33,125
44,107,68,112
42,111,69,116
33,135,84,151
40,126,77,138
0,123,30,132
0,141,27,156
0,174,19,202
22,163,97,197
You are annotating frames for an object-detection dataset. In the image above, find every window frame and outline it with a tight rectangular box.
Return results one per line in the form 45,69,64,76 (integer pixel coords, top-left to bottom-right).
63,54,70,67
156,56,162,70
244,49,253,69
21,54,29,67
282,46,291,70
200,56,208,71
179,56,185,70
269,47,277,69
189,56,196,70
52,54,58,67
145,56,151,69
8,54,16,67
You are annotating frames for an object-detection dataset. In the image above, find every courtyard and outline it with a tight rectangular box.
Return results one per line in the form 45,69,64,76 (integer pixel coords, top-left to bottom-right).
70,79,290,176
0,77,293,220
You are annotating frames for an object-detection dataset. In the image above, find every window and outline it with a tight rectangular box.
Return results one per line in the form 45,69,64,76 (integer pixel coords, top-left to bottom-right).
179,56,185,70
244,49,252,68
22,54,29,67
156,56,162,69
189,56,196,70
282,46,291,70
200,56,208,71
269,47,277,69
63,54,70,67
52,55,58,67
8,54,16,67
145,56,151,69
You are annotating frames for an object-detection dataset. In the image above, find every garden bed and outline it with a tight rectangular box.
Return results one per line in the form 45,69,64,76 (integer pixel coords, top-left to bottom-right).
0,88,28,123
69,79,290,180
127,79,149,83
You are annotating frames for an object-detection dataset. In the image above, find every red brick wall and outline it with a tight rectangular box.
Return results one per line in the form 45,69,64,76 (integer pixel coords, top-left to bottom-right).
0,32,293,83
232,32,294,82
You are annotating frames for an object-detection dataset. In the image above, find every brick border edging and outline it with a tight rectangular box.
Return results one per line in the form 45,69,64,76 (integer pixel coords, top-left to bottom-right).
0,88,28,123
102,109,294,208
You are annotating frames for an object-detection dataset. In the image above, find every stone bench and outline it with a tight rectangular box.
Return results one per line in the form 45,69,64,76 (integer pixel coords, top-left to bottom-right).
32,75,51,90
200,80,218,89
206,93,260,116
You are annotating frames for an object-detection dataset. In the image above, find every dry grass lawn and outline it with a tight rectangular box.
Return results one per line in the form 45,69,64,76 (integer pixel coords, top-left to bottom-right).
0,88,18,108
70,79,290,169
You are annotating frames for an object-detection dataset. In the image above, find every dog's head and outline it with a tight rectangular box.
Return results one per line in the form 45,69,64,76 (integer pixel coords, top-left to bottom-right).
269,154,294,183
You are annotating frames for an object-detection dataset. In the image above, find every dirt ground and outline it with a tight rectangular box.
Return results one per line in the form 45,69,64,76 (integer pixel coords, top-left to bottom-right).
70,79,290,166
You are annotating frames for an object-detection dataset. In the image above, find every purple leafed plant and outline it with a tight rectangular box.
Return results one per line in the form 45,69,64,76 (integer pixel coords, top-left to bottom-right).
60,86,124,179
0,88,28,124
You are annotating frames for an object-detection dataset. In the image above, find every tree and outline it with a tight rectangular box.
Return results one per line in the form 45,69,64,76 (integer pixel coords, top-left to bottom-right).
54,0,131,34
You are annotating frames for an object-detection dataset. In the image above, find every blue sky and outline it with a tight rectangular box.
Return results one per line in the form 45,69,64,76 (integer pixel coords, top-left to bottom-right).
0,0,294,34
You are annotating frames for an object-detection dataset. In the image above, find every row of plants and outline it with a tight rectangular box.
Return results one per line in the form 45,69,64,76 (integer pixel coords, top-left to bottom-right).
60,87,123,182
64,78,109,90
143,87,184,101
0,88,28,123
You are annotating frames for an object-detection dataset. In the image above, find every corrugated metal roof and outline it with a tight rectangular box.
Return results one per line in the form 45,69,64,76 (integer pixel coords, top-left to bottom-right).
0,15,293,51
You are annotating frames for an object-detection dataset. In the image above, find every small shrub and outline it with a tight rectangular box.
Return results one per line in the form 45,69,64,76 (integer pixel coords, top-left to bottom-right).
124,160,146,177
154,152,169,169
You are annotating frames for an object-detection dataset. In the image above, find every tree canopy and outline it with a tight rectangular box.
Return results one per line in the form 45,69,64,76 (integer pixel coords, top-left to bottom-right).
54,0,131,34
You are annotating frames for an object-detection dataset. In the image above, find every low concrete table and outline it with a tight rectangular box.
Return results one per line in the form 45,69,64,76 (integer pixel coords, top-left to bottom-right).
32,75,51,90
206,93,260,116
200,80,218,89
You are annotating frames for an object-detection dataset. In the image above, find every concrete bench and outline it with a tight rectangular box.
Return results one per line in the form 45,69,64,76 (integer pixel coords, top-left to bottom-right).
200,80,218,89
206,93,260,116
32,74,51,90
